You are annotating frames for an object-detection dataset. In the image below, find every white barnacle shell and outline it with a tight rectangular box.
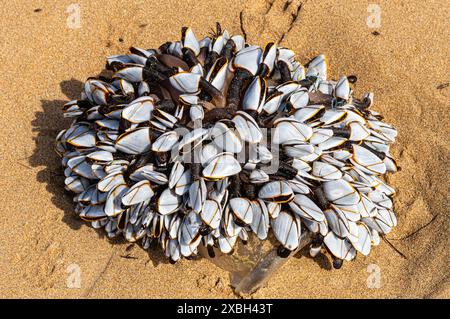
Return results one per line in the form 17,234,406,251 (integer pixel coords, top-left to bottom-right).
202,153,241,180
152,131,179,152
234,45,262,75
158,188,181,215
273,118,313,144
289,194,325,222
232,111,263,143
121,180,154,206
250,199,270,240
271,211,302,251
229,197,253,225
259,181,294,203
122,96,154,123
209,122,242,153
115,127,151,155
200,199,222,229
169,72,201,94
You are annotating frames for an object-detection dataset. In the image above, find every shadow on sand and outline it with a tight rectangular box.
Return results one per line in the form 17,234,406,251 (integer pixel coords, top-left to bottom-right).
29,79,169,267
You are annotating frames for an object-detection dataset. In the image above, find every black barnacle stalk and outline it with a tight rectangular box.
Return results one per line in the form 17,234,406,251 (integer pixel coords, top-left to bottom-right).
143,66,168,83
308,90,334,106
199,77,226,107
275,161,298,180
203,50,220,74
155,152,169,168
199,224,212,236
206,245,216,258
227,70,252,111
203,107,234,124
181,47,199,68
203,23,223,71
311,233,324,250
277,60,292,83
189,162,202,181
222,38,236,61
313,187,329,210
277,246,292,258
156,99,177,113
239,171,257,200
229,174,242,198
146,57,175,75
347,75,358,84
332,257,344,269
331,127,351,139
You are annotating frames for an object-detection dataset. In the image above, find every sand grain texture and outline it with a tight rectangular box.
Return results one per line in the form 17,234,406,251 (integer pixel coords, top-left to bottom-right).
0,0,448,298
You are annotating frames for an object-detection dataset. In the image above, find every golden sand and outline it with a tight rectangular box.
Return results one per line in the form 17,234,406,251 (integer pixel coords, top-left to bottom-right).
0,0,448,298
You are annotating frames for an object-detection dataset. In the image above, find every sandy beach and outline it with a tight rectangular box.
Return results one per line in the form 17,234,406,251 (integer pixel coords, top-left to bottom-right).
0,0,448,298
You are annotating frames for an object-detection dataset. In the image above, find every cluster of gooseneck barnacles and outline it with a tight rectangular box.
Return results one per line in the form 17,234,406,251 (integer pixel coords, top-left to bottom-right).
56,25,398,268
